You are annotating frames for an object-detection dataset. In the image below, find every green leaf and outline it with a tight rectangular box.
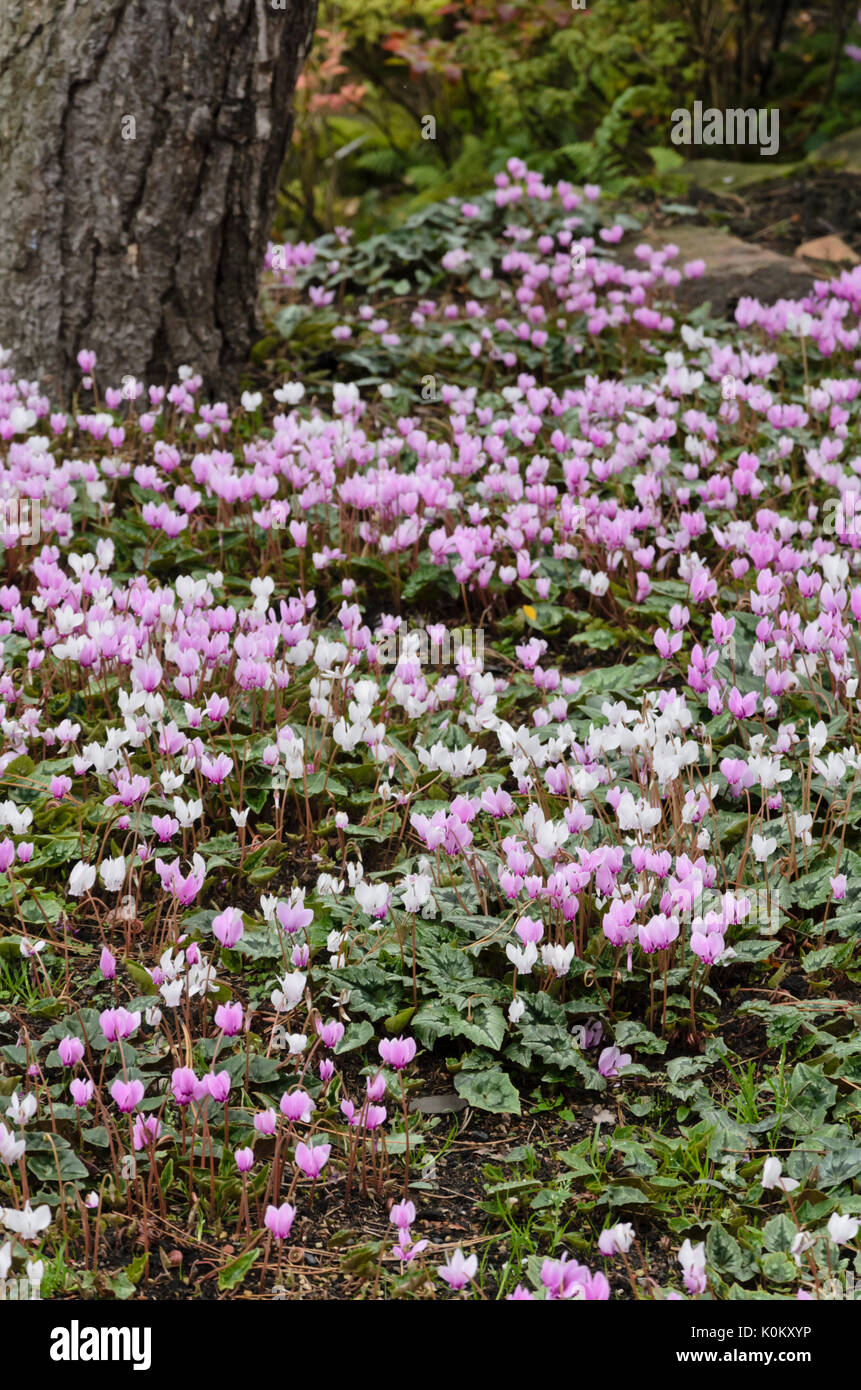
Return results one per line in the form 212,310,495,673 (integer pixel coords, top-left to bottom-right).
27,1147,89,1182
273,305,308,341
762,1213,797,1254
335,964,403,1021
706,1223,756,1281
417,943,475,1003
785,1063,837,1132
230,919,284,962
218,1247,260,1292
615,1020,667,1055
383,1006,416,1035
576,655,664,698
335,1019,375,1054
412,999,506,1052
126,1253,148,1287
648,145,686,174
124,958,155,994
82,1126,110,1148
569,623,619,650
103,1271,137,1300
455,1069,521,1115
802,942,854,974
816,1144,861,1186
0,754,36,791
457,1002,507,1052
515,1020,603,1086
759,1251,797,1285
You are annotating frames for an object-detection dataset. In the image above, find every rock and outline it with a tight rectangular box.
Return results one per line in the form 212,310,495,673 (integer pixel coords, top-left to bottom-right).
409,1092,468,1115
677,158,801,192
809,127,861,174
639,225,816,318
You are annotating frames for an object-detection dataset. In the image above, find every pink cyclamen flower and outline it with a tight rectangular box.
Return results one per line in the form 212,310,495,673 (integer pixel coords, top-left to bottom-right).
235,1147,254,1172
279,1090,315,1124
315,1019,345,1049
515,915,543,945
678,1238,707,1295
691,930,727,964
214,1001,243,1036
654,627,682,660
276,900,314,935
541,1255,587,1300
598,1045,631,1078
390,1200,415,1232
100,1007,140,1042
394,1236,429,1264
340,1099,362,1128
70,1078,94,1107
198,1070,231,1103
438,1247,477,1290
213,907,244,948
295,1141,331,1178
265,1202,296,1240
151,815,179,842
58,1036,84,1067
598,1222,635,1256
728,687,757,720
541,1255,610,1301
171,1067,198,1105
580,1270,611,1300
133,1114,162,1150
378,1036,417,1070
99,946,116,980
110,1078,145,1113
366,1072,386,1101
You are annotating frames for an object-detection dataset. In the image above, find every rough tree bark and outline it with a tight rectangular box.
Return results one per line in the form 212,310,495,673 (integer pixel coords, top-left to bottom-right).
0,0,317,400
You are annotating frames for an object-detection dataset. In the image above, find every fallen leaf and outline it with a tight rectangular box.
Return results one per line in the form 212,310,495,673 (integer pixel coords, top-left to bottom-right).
795,235,859,264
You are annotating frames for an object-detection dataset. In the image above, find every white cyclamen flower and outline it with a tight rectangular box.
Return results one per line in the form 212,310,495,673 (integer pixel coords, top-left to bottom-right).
99,855,126,893
827,1212,860,1245
68,861,97,896
761,1157,799,1192
1,1201,51,1240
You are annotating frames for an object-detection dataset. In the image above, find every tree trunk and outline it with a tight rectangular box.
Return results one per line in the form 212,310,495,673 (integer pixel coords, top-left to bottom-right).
0,0,317,400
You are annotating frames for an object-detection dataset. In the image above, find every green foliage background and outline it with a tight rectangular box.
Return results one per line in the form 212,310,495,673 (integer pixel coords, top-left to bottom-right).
276,0,861,240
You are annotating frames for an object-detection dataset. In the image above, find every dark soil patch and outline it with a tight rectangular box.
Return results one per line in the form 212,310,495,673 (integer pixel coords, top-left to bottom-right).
685,171,861,260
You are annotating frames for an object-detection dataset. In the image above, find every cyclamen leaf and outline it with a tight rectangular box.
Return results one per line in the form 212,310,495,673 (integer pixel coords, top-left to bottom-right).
455,1069,521,1115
